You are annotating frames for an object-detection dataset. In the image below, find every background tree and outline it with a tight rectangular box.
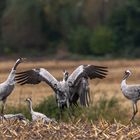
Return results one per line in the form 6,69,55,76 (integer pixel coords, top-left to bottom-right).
90,26,115,56
110,0,140,57
0,0,6,53
1,0,45,54
1,0,139,58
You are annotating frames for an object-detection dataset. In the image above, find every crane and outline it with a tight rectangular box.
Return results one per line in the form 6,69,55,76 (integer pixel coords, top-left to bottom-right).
121,70,140,121
0,58,25,116
26,98,55,123
0,113,26,121
16,64,108,110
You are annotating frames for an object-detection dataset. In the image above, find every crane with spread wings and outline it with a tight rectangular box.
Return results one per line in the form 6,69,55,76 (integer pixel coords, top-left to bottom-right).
16,65,108,110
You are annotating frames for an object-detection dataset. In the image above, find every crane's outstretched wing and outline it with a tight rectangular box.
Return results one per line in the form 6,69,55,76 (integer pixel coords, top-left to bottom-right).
67,65,108,86
15,68,59,91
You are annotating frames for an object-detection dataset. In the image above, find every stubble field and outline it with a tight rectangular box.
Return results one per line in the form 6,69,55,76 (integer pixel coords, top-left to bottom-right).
1,59,140,108
1,59,140,139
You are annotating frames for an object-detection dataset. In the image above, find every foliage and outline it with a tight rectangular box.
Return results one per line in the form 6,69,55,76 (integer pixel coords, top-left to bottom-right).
2,0,45,54
68,26,92,55
109,0,140,57
35,95,129,123
1,0,140,58
87,96,128,122
5,95,129,123
35,96,61,120
89,26,115,56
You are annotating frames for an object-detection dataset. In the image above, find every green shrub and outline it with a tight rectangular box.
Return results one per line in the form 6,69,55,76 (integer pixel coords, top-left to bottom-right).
4,95,129,123
2,0,45,54
33,95,129,123
88,96,127,122
109,0,140,58
35,96,60,120
89,26,115,56
68,26,92,55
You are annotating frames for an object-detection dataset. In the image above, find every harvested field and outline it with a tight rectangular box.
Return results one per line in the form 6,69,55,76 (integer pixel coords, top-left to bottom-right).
1,59,140,139
0,59,140,108
0,119,140,140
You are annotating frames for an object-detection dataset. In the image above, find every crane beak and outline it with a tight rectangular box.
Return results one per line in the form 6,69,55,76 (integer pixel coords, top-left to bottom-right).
18,58,27,63
21,58,27,62
122,73,128,80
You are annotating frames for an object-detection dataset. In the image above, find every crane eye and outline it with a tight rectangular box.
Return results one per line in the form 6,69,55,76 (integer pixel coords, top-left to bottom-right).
54,84,57,89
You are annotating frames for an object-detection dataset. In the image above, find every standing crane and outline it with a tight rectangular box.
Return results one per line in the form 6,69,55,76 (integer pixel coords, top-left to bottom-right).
121,70,140,121
26,98,55,123
0,58,25,116
16,64,108,111
63,69,90,107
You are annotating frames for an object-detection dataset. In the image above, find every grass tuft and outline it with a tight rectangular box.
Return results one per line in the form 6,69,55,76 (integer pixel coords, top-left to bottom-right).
4,95,130,123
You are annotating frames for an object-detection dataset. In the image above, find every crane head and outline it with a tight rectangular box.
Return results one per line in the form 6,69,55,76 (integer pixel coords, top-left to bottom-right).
125,70,131,75
25,97,32,102
16,58,26,64
18,58,26,63
63,70,69,81
123,70,131,80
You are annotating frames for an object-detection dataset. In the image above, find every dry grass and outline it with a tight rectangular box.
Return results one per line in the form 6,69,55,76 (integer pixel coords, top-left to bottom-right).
0,119,140,140
1,59,140,108
1,59,140,139
1,59,140,117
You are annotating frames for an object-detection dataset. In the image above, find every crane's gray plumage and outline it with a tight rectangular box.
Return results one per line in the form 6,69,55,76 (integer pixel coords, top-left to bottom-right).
67,65,107,107
0,58,25,115
63,70,69,81
16,64,108,109
0,113,26,121
61,70,91,107
121,70,140,121
77,77,90,106
16,65,107,86
16,68,60,91
26,98,55,123
67,65,107,87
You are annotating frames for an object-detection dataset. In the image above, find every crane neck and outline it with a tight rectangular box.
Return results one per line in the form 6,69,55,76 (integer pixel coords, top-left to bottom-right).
121,78,128,91
28,100,34,114
6,69,16,85
121,73,130,88
63,75,69,82
13,60,21,70
121,79,126,85
6,60,21,84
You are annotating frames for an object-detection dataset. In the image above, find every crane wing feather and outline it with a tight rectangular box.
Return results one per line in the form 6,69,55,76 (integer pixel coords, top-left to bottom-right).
67,65,108,86
16,68,59,91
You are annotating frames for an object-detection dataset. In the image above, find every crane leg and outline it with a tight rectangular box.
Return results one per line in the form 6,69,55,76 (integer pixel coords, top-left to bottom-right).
130,102,138,122
1,99,6,115
0,99,7,122
68,109,73,120
135,103,138,114
58,108,63,121
86,87,90,107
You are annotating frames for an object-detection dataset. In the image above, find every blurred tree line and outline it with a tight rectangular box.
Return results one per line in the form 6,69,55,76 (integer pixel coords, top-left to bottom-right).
0,0,140,58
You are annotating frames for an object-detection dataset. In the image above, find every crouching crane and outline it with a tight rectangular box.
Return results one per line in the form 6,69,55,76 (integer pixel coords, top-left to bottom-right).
0,113,26,121
26,98,56,123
